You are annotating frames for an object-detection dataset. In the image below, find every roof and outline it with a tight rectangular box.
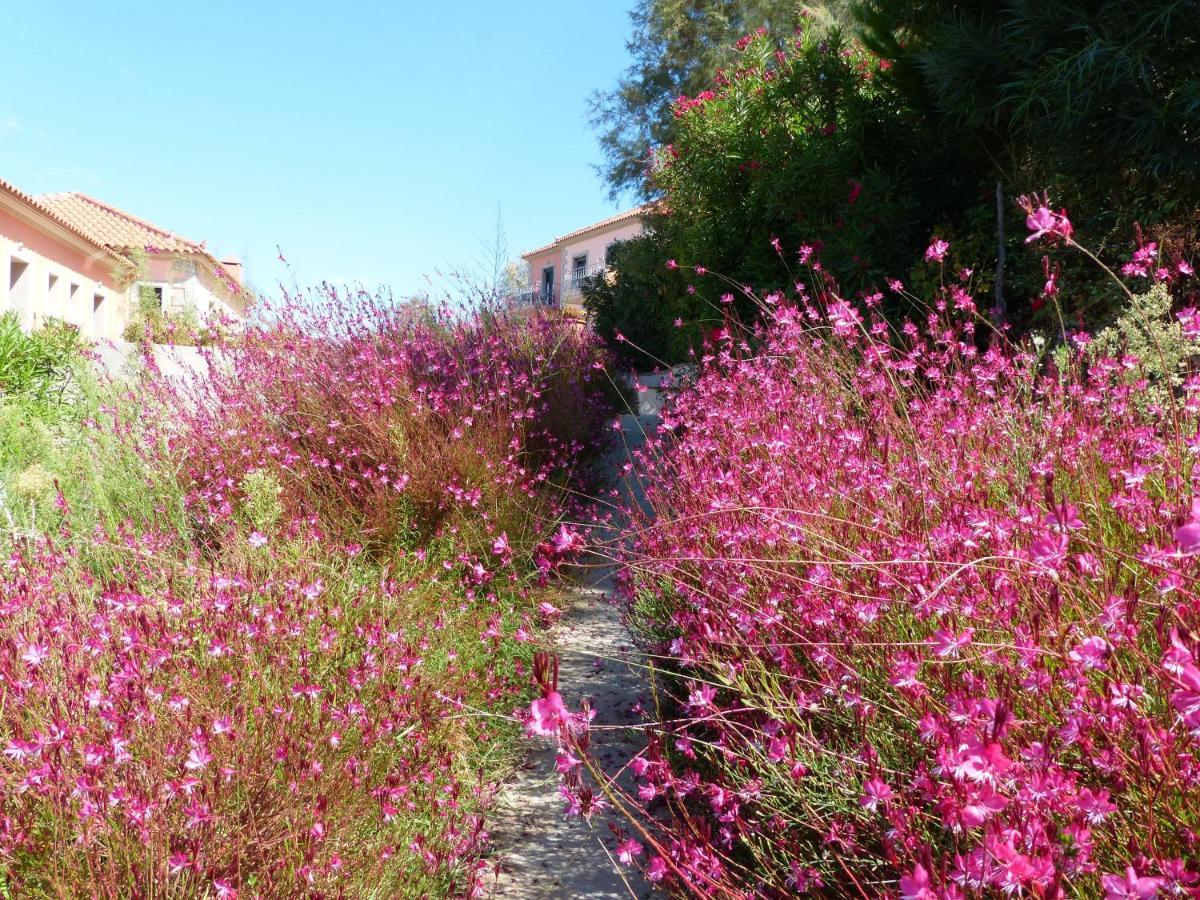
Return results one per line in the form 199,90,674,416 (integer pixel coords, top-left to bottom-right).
523,203,657,259
36,191,244,294
0,178,133,272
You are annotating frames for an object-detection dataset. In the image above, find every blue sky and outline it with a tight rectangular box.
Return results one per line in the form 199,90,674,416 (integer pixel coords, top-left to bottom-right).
0,1,637,298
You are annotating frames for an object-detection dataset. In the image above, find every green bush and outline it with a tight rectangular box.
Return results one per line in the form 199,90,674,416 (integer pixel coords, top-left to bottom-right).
622,24,968,343
122,286,221,346
854,0,1200,325
0,370,189,547
581,231,689,364
0,312,85,406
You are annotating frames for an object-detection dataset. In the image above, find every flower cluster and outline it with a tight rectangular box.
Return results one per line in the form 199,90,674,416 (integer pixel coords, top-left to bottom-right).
579,238,1200,895
0,292,615,895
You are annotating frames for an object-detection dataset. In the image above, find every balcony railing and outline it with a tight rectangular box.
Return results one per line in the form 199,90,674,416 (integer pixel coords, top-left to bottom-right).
502,265,614,309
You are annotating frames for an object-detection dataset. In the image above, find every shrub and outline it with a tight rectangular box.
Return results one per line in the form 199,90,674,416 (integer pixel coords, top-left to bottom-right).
145,291,616,557
122,286,222,347
581,231,688,365
0,312,85,406
0,289,617,895
538,223,1200,895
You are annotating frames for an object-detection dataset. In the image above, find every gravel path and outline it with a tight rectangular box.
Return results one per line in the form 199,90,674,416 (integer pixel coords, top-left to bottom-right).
485,375,665,899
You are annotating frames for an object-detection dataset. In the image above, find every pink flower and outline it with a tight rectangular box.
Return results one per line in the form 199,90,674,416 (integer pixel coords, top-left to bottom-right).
555,750,581,773
616,838,644,865
491,532,511,557
931,627,973,659
551,525,583,556
1025,206,1074,243
20,644,50,668
1176,307,1200,339
646,856,668,882
1069,636,1111,670
168,851,191,876
247,531,268,549
1030,531,1068,567
185,742,213,772
960,782,1007,827
859,776,892,812
899,863,937,900
1101,866,1163,899
925,238,950,263
527,691,569,737
1176,521,1200,555
1078,787,1118,824
1169,660,1200,734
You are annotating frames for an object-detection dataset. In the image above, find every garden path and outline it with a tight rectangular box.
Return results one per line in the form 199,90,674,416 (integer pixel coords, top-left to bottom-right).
486,374,665,899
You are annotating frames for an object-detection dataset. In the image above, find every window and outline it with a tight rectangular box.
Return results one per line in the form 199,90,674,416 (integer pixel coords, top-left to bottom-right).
572,253,588,282
8,258,29,317
93,293,106,336
138,284,164,312
44,273,63,325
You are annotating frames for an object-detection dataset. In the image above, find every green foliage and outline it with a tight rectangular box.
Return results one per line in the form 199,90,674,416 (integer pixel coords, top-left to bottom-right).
589,0,842,200
858,1,1200,195
122,286,218,346
238,468,284,533
0,312,85,406
1086,284,1200,408
648,27,949,313
581,231,689,364
594,1,1198,351
853,0,1200,316
0,374,188,546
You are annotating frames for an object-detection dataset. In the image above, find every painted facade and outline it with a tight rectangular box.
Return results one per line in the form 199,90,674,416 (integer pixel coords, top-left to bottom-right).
0,177,248,343
520,205,652,312
1,180,132,340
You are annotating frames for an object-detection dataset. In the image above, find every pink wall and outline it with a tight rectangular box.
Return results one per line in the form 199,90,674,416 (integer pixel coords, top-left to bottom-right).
526,249,560,295
524,212,648,308
0,207,121,290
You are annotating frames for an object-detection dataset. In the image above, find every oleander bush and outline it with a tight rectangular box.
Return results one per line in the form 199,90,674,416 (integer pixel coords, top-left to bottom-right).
0,312,85,406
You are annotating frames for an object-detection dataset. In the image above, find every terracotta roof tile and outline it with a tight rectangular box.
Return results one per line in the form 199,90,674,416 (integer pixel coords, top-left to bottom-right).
37,192,243,294
522,202,658,259
37,192,204,254
0,178,133,271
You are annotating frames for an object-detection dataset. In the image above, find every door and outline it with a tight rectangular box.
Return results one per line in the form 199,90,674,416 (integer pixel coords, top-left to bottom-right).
541,266,555,305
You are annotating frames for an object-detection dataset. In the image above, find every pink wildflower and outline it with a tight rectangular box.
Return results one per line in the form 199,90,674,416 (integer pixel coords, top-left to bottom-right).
859,776,892,812
1025,206,1074,243
1101,867,1162,899
899,864,937,900
527,691,569,737
616,838,644,865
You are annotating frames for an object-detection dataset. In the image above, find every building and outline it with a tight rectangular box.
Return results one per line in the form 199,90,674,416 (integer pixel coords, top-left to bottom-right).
0,176,248,342
1,178,133,340
521,204,653,312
